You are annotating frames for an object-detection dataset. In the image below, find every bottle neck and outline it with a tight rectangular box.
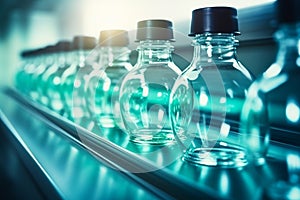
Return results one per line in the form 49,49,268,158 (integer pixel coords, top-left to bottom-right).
136,40,174,65
192,33,238,64
273,23,300,72
96,46,131,70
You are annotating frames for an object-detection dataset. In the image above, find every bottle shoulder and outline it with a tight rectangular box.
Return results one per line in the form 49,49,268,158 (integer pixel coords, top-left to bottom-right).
131,62,181,73
182,60,253,80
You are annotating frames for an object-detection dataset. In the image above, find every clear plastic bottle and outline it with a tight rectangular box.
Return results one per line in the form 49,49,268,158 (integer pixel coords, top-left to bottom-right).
33,45,57,105
41,41,72,113
170,7,254,168
35,45,61,106
60,36,97,120
241,0,300,166
119,19,182,144
14,49,35,94
85,30,132,129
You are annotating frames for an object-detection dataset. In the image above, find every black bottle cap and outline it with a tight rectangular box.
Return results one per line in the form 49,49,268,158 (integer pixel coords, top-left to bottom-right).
189,7,240,36
136,19,175,41
29,49,39,57
277,0,300,24
73,36,97,50
56,41,72,52
32,48,43,56
20,50,33,58
99,30,129,46
43,45,57,54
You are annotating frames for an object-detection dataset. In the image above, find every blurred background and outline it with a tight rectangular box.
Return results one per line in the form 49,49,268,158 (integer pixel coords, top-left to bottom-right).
0,0,276,87
2,1,299,199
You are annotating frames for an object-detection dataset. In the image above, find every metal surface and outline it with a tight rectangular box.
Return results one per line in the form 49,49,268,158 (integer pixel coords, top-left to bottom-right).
1,87,299,199
2,87,223,199
0,88,166,200
0,116,52,199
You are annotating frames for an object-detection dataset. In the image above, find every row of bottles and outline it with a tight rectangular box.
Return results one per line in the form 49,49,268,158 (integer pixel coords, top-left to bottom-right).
15,38,96,114
14,0,300,170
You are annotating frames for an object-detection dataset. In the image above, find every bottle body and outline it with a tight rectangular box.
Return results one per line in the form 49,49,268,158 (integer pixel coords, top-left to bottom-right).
241,24,300,160
38,61,59,107
42,50,72,113
29,56,51,102
14,51,37,95
60,50,93,120
119,40,181,144
170,34,254,167
86,46,132,128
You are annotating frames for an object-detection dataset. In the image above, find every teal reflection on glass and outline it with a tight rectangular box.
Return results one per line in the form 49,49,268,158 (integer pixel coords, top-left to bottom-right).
220,171,229,195
287,153,300,185
286,100,300,123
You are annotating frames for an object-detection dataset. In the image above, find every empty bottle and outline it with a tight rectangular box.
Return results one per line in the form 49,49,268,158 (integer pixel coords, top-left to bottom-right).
15,49,36,94
119,19,182,144
241,0,300,166
85,30,132,129
34,45,57,105
40,41,72,113
170,7,254,168
60,36,97,120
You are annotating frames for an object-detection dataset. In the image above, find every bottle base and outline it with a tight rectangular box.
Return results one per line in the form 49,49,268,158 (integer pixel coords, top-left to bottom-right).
129,129,175,145
97,116,116,128
183,146,248,168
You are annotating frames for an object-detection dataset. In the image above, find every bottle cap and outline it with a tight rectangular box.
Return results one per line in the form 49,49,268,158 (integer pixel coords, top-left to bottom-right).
99,30,129,46
136,19,175,41
73,36,97,50
32,48,43,56
189,7,240,36
20,50,33,58
277,0,300,24
43,45,57,54
56,41,72,52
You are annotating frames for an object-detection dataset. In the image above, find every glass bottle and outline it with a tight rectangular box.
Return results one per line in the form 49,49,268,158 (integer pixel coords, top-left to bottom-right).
119,19,182,144
21,48,44,98
241,0,300,167
41,41,72,113
36,45,61,106
85,30,132,129
14,49,35,94
60,36,97,121
30,46,53,102
170,7,254,168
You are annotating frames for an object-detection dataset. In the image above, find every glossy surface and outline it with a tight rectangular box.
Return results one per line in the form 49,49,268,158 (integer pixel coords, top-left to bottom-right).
2,88,300,200
0,117,47,199
60,51,94,120
241,25,300,143
119,41,182,144
86,47,132,129
170,34,256,168
0,90,161,200
241,22,300,199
